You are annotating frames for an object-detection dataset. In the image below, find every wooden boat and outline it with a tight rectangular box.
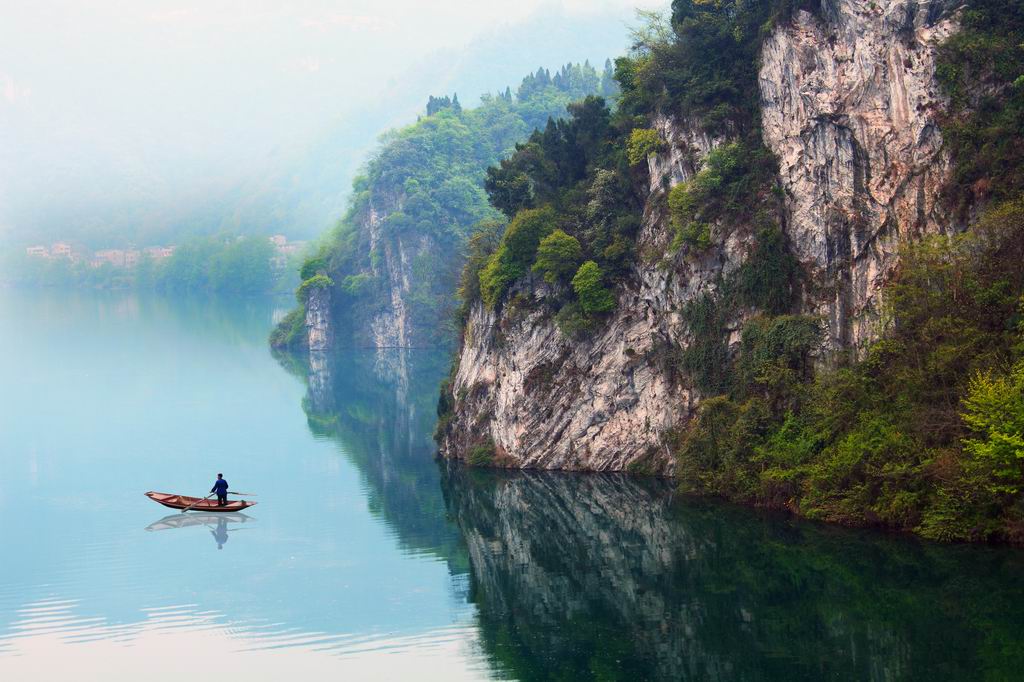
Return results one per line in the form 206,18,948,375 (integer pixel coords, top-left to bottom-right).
145,491,256,513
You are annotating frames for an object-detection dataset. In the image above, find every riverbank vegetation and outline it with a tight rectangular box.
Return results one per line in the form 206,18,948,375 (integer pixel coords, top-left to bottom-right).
674,201,1024,543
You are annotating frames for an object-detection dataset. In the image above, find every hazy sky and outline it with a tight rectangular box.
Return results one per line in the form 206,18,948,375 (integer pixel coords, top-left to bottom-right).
0,0,661,244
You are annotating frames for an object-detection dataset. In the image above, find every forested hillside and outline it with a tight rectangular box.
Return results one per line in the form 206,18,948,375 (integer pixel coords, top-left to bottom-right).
271,62,617,349
438,0,1024,544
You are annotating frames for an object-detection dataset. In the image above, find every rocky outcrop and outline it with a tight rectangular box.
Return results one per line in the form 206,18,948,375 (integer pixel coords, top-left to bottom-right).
364,200,437,349
444,302,678,472
440,0,960,472
301,194,451,350
760,0,961,352
440,166,731,474
305,286,332,351
440,110,764,474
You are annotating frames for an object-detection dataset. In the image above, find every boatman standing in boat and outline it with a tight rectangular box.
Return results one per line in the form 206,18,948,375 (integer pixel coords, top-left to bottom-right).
211,473,229,507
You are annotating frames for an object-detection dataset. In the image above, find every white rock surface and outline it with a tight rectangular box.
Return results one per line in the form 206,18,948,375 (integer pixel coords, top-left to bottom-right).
760,0,960,351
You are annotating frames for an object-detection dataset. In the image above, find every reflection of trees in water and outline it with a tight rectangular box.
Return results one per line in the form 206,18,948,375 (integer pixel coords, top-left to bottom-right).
279,346,468,573
442,465,1024,681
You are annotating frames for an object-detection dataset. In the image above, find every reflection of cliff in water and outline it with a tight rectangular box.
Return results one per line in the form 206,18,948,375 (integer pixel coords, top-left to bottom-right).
275,346,1024,679
442,465,1024,681
278,347,467,572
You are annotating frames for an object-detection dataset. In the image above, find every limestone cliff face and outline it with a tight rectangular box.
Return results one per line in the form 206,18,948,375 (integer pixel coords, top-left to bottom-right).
363,198,437,349
439,113,747,475
302,193,449,350
439,0,960,472
305,287,332,351
760,0,961,352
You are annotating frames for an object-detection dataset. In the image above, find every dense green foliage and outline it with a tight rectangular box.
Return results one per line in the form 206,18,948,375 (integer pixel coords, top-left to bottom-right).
667,141,778,250
936,0,1024,212
531,230,582,284
462,93,641,323
479,207,556,308
456,219,504,316
4,235,292,294
269,306,306,349
571,261,615,315
275,62,617,347
963,359,1024,493
675,202,1024,543
616,1,819,134
625,127,663,166
295,273,334,300
157,236,279,293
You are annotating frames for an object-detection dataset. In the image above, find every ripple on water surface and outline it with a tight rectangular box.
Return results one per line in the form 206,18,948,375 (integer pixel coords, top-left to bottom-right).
0,597,490,679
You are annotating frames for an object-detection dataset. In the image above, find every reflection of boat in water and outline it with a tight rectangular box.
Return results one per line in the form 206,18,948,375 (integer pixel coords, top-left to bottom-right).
145,512,254,532
145,491,256,512
146,512,254,550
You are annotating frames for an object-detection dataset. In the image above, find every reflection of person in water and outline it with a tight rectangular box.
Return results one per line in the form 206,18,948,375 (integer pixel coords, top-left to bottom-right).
211,518,229,550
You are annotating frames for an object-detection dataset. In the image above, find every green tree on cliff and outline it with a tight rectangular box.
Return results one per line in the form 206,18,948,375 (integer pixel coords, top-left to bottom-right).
532,229,582,284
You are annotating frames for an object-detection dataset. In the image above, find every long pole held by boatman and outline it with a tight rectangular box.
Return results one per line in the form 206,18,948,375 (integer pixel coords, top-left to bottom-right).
181,492,215,514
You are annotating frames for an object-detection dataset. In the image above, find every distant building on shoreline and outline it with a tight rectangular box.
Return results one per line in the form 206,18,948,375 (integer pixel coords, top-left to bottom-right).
25,238,295,269
269,235,306,269
25,242,76,260
145,246,175,260
20,243,174,269
92,249,137,268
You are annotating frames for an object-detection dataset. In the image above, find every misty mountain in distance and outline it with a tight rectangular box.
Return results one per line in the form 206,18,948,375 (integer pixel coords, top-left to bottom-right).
1,4,649,249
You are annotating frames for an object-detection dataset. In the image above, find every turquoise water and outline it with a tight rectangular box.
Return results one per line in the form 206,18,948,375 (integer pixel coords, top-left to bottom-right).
1,288,1022,680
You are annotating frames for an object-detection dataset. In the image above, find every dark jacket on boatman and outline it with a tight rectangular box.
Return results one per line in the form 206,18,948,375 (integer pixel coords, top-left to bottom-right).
212,474,229,506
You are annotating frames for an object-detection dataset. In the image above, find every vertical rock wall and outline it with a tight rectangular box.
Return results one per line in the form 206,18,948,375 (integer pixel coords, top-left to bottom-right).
303,194,446,350
760,0,960,352
305,286,332,351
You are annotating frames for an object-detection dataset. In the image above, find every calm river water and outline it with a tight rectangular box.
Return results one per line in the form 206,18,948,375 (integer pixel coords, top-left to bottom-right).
1,288,1022,681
